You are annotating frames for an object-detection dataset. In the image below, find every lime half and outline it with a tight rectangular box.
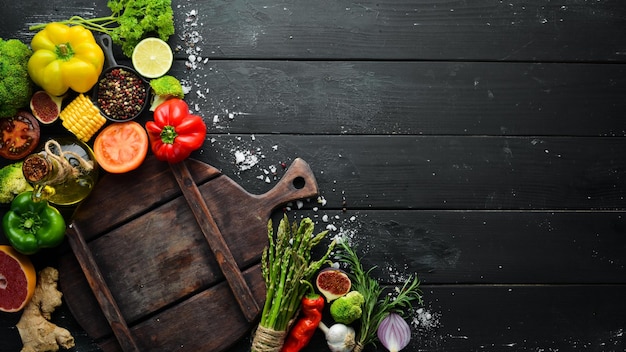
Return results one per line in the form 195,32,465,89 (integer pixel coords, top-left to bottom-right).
132,37,173,78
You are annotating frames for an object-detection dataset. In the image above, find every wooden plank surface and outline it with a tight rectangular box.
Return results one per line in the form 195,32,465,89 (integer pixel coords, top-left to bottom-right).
279,210,626,285
4,0,626,62
0,0,625,351
172,61,626,136
193,134,626,210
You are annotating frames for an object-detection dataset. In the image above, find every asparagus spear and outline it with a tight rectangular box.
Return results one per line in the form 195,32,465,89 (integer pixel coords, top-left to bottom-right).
259,214,335,332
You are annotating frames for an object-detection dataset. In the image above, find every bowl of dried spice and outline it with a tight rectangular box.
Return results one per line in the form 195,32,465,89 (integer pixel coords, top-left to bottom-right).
93,34,150,122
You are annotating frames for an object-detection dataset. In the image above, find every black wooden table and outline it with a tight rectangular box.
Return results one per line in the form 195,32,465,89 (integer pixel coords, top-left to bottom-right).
1,1,626,351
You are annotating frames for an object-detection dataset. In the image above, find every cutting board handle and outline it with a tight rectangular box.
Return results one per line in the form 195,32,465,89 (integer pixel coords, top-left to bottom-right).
170,161,260,322
262,158,319,206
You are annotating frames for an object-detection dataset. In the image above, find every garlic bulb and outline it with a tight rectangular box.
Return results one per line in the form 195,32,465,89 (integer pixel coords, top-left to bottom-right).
318,322,356,352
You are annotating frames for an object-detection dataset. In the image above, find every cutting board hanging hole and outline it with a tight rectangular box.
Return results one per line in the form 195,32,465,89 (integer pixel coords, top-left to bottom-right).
293,176,306,189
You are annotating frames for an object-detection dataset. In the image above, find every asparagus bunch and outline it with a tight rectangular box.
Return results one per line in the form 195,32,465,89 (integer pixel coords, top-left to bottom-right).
259,214,335,332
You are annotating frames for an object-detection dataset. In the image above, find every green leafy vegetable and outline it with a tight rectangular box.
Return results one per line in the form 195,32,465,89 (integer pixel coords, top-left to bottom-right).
336,240,423,351
149,75,185,111
330,290,365,324
29,0,175,57
0,162,33,204
0,38,33,117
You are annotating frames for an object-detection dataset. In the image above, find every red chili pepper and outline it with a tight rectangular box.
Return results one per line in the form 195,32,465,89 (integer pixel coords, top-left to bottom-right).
281,293,325,352
145,98,206,164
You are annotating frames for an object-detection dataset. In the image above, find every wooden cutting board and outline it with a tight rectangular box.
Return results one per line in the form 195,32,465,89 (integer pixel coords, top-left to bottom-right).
58,155,319,351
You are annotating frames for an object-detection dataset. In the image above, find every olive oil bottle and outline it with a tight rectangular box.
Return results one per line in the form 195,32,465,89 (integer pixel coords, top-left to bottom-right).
22,137,99,206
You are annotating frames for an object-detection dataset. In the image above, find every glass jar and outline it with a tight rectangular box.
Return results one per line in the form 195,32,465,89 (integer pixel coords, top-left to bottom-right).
22,137,99,206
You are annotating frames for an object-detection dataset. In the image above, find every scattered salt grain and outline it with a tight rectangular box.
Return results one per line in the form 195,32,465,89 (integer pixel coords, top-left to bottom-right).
296,200,304,209
411,307,441,332
233,149,259,171
234,151,246,164
180,9,205,71
180,80,192,95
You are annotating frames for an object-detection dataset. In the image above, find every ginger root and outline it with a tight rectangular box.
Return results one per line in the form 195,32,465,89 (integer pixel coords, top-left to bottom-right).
16,267,75,352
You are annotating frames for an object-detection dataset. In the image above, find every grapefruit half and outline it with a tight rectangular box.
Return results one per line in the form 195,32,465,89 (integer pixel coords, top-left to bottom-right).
0,245,36,312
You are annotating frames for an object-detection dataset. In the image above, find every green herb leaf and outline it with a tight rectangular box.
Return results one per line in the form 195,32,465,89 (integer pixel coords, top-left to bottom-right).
336,240,423,348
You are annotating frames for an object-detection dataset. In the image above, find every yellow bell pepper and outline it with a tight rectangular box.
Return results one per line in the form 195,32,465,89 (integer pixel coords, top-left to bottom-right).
28,23,104,96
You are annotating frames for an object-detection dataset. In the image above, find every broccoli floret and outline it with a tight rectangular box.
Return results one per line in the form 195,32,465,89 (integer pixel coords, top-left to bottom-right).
330,291,365,324
149,75,185,111
0,161,33,204
0,38,33,117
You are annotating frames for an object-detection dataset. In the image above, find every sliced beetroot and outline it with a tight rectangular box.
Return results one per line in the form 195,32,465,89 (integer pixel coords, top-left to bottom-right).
316,267,352,302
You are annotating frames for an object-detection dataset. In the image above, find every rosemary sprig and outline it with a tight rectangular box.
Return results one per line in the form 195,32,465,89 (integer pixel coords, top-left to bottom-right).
336,240,423,349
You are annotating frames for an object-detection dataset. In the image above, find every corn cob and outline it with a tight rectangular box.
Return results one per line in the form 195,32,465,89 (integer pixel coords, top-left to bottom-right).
59,94,106,142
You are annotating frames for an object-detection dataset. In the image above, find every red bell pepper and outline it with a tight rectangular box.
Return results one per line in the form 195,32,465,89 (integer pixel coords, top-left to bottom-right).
281,293,325,352
145,98,206,163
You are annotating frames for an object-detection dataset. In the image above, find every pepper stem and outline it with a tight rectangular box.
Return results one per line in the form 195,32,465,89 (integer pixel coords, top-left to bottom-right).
160,125,178,144
22,218,35,229
300,279,316,296
56,43,74,61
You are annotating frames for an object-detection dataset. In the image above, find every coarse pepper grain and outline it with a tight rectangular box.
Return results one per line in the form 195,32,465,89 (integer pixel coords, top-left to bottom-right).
96,68,147,120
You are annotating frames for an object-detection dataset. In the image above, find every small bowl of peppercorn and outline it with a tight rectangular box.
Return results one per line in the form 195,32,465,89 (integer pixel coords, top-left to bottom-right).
93,35,151,122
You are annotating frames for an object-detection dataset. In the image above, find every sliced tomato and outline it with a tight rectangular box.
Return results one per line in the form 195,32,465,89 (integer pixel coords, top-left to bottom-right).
0,111,41,160
93,121,149,173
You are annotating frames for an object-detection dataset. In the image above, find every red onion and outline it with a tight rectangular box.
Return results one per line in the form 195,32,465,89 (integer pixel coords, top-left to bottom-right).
377,312,412,352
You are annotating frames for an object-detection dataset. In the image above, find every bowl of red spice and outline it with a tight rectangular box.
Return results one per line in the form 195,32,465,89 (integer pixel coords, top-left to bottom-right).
93,35,150,122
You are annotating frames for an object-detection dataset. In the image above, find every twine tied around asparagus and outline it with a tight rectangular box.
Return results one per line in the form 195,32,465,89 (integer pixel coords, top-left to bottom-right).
250,325,286,352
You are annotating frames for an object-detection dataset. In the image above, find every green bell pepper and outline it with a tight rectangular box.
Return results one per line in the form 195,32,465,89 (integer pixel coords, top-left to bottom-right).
2,191,66,255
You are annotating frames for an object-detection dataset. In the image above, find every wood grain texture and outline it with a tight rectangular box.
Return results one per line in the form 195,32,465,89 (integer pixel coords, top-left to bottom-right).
226,284,626,352
57,157,318,350
170,161,260,322
407,284,626,352
190,134,626,211
0,0,625,351
171,61,626,136
273,209,626,285
168,0,626,62
1,0,625,62
65,224,139,352
95,265,265,352
71,156,220,239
